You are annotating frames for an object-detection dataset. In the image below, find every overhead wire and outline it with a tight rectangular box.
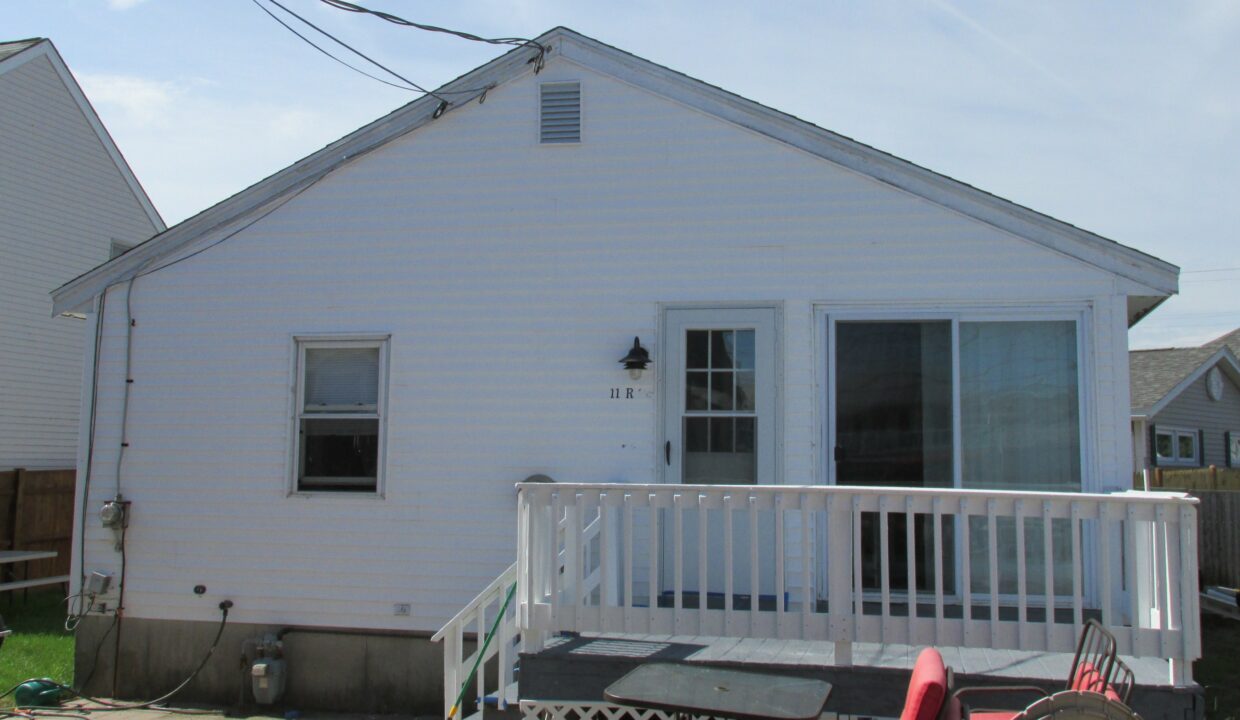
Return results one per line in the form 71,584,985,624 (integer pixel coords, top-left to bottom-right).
316,0,548,69
258,0,448,102
249,0,419,93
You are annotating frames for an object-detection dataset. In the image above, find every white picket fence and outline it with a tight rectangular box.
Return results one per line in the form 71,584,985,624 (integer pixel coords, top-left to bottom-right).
436,483,1201,718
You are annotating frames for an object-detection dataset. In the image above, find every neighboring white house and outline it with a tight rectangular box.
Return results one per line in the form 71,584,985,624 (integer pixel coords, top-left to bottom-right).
0,37,163,471
52,28,1184,711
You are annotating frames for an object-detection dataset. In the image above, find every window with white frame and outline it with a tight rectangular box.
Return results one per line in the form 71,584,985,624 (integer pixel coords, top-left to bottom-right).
293,337,388,493
1154,426,1199,466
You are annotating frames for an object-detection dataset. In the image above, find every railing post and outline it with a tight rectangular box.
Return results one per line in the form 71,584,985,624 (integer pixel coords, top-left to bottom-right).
1172,502,1199,686
826,493,853,666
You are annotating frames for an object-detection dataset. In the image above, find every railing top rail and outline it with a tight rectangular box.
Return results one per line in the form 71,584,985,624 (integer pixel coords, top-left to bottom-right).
431,561,517,643
515,483,1198,506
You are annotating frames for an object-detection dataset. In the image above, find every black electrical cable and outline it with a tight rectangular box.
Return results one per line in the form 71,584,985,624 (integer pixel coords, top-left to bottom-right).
260,0,449,101
317,0,548,67
53,602,231,713
76,613,117,693
249,0,419,93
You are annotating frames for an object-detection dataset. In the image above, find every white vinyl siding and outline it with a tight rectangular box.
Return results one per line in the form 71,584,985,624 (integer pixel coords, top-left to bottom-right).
0,52,158,470
76,60,1142,632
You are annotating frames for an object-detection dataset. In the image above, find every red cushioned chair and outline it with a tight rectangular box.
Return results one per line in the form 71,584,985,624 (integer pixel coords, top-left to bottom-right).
898,648,953,720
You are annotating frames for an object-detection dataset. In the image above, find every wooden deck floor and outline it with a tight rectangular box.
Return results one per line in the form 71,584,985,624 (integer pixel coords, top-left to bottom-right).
519,633,1202,719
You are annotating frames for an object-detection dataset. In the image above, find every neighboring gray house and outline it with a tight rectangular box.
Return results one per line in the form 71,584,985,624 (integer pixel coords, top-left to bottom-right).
0,38,163,471
1131,327,1240,471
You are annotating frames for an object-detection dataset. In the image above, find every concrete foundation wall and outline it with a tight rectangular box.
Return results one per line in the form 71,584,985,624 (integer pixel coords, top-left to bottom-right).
74,615,457,714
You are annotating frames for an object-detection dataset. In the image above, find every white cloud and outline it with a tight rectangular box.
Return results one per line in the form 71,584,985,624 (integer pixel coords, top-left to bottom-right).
75,71,390,224
107,0,152,9
77,73,178,128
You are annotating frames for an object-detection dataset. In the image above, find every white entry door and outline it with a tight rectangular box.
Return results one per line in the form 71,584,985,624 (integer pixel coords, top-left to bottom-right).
661,307,778,603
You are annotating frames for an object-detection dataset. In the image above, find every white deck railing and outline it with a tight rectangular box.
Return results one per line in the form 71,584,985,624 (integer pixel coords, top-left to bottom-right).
434,504,604,719
515,483,1201,687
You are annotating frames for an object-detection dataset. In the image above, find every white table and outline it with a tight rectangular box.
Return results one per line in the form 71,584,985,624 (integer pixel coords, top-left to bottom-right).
0,550,66,592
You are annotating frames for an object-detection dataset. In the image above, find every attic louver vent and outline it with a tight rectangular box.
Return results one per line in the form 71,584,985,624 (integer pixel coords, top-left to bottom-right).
540,82,581,144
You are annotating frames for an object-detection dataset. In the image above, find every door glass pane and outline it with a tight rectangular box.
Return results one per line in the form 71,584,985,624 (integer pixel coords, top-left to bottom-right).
683,327,758,485
736,371,755,411
960,321,1079,492
836,321,953,487
836,321,953,595
687,331,709,369
686,372,709,411
711,330,735,368
711,372,734,410
684,418,756,484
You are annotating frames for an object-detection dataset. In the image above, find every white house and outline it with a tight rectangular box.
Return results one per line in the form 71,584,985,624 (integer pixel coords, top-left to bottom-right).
0,37,163,472
52,28,1195,714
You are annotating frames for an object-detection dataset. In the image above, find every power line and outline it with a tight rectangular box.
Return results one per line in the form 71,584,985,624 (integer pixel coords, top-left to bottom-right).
1182,267,1240,274
250,0,418,93
260,0,450,103
317,0,547,71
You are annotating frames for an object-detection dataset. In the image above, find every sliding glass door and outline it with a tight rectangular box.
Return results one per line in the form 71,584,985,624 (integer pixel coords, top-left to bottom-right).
829,313,1085,601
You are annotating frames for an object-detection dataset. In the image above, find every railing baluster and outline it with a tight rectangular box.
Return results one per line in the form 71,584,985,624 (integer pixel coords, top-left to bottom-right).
1042,500,1054,649
648,493,659,632
1015,499,1027,649
986,499,999,643
749,495,759,633
624,493,634,626
1155,504,1170,659
776,492,786,635
600,490,611,630
932,496,944,644
476,600,486,710
851,495,863,633
801,493,812,638
549,490,561,632
879,496,891,639
905,496,916,639
673,492,684,631
960,497,972,644
725,493,735,633
698,491,708,634
1125,503,1140,651
1099,502,1113,630
569,493,583,631
1070,501,1083,643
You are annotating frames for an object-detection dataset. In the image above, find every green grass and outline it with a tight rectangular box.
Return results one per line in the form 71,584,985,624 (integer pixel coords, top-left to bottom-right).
1198,612,1240,719
0,590,74,708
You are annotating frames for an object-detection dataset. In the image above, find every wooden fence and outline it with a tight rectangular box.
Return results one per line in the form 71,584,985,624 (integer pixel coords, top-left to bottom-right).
0,468,75,587
1135,467,1240,588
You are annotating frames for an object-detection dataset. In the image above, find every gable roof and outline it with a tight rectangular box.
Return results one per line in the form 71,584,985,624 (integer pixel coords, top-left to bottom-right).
51,27,1177,316
0,37,164,235
1130,344,1240,416
1204,327,1240,356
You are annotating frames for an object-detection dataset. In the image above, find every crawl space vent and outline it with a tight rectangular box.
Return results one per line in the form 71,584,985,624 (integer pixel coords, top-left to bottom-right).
540,82,581,144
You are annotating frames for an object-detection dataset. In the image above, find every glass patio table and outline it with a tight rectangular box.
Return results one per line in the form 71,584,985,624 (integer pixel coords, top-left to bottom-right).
603,663,832,720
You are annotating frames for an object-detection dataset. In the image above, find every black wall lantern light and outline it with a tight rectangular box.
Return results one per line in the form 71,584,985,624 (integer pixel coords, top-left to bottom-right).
619,337,651,381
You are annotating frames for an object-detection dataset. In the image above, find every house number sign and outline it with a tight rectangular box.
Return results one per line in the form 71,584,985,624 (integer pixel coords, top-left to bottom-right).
610,387,637,399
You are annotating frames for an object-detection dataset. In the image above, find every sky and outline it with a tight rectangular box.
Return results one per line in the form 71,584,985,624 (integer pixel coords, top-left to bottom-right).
3,1,1237,349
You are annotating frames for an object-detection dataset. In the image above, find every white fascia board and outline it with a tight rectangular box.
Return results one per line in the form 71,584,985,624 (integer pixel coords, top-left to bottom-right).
2,40,166,234
553,33,1179,296
51,36,547,316
1145,347,1240,418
